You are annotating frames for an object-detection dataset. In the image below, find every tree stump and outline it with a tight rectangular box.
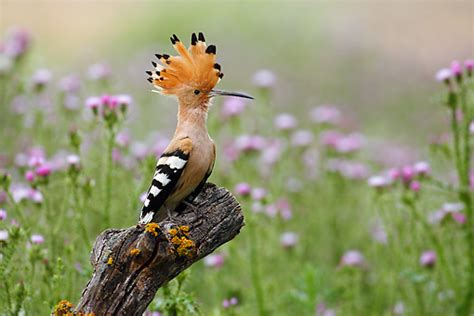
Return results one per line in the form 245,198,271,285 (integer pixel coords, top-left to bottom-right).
75,183,244,315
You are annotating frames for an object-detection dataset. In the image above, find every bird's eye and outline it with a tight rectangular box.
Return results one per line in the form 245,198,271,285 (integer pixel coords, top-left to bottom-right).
194,90,200,95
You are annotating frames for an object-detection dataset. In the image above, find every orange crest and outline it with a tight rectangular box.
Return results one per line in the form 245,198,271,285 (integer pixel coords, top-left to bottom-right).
146,33,223,95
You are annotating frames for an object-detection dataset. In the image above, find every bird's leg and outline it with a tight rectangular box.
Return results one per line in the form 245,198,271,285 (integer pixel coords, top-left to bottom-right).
165,206,176,221
181,200,200,218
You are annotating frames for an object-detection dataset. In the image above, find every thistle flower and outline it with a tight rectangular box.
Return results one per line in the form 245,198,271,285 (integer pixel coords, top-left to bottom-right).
204,253,225,268
419,250,436,268
235,135,266,152
66,154,80,168
115,131,131,148
220,96,248,120
0,230,8,241
450,60,462,80
58,74,81,94
435,68,451,83
234,182,251,196
31,234,44,244
252,69,276,88
339,250,365,268
310,105,341,125
35,164,52,177
2,27,31,59
409,180,421,192
291,130,313,147
87,63,111,81
25,170,35,182
32,69,52,91
251,187,267,201
465,59,474,76
274,113,298,131
280,232,298,249
413,161,431,176
222,297,238,308
0,209,6,221
85,96,101,113
367,175,390,189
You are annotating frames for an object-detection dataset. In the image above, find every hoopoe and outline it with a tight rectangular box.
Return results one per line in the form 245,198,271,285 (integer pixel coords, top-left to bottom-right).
139,32,253,224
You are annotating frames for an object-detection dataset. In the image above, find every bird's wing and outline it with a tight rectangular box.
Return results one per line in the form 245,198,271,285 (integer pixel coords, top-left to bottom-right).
139,137,193,224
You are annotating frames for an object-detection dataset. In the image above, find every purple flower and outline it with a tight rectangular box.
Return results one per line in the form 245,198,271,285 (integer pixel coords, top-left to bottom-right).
25,170,35,182
0,209,6,221
32,69,52,89
451,212,466,224
220,97,248,119
450,60,462,78
235,135,266,152
413,161,430,176
2,27,31,58
27,147,46,168
310,105,341,125
87,63,111,80
115,131,131,148
367,175,390,189
222,297,238,308
251,187,267,201
409,180,421,192
370,219,387,244
131,142,149,160
334,133,365,153
280,232,298,249
31,234,44,244
101,94,118,110
435,68,451,83
393,302,405,315
252,69,276,88
234,182,251,196
401,165,415,183
62,94,79,110
0,230,8,241
339,250,365,268
115,94,132,110
465,59,474,76
35,164,52,177
85,96,101,110
274,113,298,131
204,253,225,268
58,74,81,94
66,154,80,168
291,130,313,147
419,250,436,267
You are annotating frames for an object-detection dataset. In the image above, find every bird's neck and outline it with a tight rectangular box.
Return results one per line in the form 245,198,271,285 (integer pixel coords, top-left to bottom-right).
175,100,209,138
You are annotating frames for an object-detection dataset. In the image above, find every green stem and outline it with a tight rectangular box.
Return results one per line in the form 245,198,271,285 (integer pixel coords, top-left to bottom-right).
406,200,455,287
248,216,266,316
458,84,474,315
103,128,116,227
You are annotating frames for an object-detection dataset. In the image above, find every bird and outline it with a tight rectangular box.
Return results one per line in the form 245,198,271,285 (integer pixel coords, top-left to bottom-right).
139,32,253,224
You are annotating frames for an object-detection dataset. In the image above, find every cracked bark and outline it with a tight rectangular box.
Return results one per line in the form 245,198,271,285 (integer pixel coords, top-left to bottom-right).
75,183,244,315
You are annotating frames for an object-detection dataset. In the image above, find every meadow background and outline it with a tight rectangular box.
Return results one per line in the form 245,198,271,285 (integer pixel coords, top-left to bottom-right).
0,1,473,315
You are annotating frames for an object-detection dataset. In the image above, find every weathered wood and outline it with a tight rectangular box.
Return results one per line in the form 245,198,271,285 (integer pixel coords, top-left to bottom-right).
75,183,244,315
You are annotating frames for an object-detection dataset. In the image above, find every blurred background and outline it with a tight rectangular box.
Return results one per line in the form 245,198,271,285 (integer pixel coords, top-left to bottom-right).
2,0,472,145
1,1,473,315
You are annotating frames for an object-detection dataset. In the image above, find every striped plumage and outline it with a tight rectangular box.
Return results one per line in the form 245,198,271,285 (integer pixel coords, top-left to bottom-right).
139,32,251,224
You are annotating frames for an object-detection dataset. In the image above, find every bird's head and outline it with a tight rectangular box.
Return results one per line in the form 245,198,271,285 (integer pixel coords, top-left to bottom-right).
147,33,253,110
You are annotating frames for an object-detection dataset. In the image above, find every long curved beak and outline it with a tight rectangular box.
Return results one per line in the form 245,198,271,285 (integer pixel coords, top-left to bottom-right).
211,89,254,100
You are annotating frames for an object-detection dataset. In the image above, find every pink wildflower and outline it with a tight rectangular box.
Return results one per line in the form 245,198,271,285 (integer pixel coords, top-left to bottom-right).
419,250,436,268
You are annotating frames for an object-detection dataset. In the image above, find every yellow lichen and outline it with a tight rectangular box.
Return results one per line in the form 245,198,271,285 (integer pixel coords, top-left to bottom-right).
171,236,181,245
168,228,178,236
107,256,113,265
145,222,160,237
53,299,74,315
179,225,190,233
177,238,196,258
130,248,141,256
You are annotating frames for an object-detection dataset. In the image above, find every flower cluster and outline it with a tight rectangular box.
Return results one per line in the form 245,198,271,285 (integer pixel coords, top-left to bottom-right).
145,222,160,237
85,94,131,128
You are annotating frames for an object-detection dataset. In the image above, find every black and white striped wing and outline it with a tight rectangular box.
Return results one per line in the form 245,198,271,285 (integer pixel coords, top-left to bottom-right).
139,149,189,224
